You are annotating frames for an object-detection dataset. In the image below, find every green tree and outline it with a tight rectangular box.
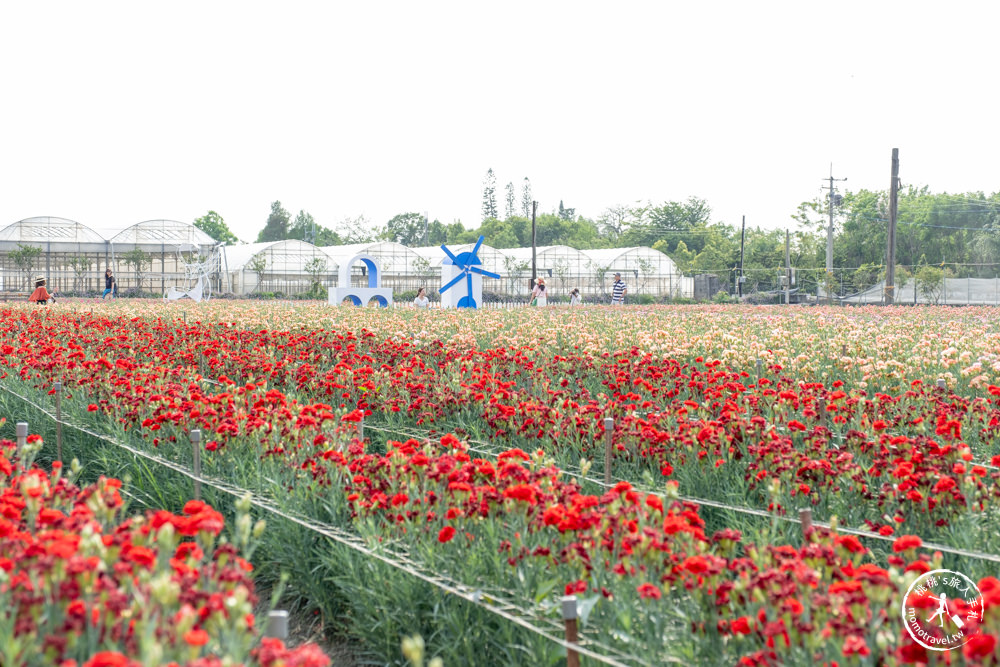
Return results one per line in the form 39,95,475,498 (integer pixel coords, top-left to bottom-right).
482,169,497,221
502,256,530,296
68,255,92,292
256,201,291,242
248,254,267,294
475,216,528,248
194,210,238,244
9,243,42,289
504,182,516,220
304,257,329,297
557,200,575,221
597,204,639,242
287,210,341,246
385,213,428,246
121,248,152,294
624,197,714,252
521,178,532,219
334,214,385,245
915,264,954,304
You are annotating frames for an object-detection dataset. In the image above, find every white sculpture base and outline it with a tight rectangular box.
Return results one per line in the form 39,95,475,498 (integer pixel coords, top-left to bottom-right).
329,287,393,307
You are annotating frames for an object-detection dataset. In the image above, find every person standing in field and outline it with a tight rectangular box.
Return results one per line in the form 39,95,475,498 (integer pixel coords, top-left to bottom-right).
611,272,627,305
101,269,116,300
569,288,582,305
413,286,430,308
531,277,547,306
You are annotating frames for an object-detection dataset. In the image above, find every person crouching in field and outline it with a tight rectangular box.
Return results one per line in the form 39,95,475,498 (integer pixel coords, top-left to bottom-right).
28,276,56,305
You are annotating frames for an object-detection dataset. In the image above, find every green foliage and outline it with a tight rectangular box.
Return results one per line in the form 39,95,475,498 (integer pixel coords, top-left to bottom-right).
67,256,92,292
194,210,239,244
386,213,429,246
304,257,329,297
712,290,734,304
248,254,267,294
120,248,152,292
520,178,532,219
914,264,954,304
9,243,42,289
334,214,385,245
257,201,291,242
481,168,497,222
287,210,340,246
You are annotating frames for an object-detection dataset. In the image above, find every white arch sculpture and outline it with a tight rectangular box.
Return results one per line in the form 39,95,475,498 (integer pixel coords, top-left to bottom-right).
329,254,393,307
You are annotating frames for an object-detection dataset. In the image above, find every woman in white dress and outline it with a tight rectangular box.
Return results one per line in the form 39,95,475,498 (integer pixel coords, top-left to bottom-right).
531,278,547,307
413,287,430,308
569,288,581,306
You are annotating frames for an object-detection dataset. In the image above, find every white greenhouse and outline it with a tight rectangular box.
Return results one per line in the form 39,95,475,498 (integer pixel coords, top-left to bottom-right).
0,214,699,301
0,216,218,295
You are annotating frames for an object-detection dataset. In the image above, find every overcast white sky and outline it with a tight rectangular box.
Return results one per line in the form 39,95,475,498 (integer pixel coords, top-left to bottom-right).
2,1,998,243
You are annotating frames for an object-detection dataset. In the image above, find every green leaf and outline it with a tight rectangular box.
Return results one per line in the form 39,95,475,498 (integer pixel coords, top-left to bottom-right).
534,577,560,603
577,594,600,627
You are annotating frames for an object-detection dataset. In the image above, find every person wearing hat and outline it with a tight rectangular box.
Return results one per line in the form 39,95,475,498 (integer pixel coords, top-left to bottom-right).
611,272,627,305
530,277,547,307
28,276,56,305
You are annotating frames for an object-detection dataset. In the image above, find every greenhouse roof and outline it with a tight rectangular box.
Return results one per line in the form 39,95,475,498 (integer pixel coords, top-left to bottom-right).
0,217,216,250
0,217,107,246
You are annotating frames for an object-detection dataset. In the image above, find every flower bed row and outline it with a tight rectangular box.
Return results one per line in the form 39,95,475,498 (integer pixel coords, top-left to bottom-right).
0,434,328,667
4,304,1000,663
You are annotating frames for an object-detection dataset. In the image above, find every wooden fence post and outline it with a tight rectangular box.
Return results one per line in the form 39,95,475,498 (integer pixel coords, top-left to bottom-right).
561,595,580,667
799,508,813,538
264,610,289,640
16,422,27,461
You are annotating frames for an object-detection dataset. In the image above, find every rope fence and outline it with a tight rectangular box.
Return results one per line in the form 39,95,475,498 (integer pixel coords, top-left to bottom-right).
359,421,1000,566
0,381,649,667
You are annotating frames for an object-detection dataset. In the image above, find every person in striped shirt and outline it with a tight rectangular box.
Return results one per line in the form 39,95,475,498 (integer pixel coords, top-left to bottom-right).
611,272,627,305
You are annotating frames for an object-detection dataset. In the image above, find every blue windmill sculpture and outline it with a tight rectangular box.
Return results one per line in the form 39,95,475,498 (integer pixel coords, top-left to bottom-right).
439,236,500,308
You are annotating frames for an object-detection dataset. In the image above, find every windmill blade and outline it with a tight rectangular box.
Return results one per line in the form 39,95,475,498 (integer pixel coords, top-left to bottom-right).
466,271,473,299
469,266,501,280
470,235,484,260
440,244,460,265
439,271,465,294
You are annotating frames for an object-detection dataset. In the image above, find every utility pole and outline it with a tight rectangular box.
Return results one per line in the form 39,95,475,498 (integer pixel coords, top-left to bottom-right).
885,149,900,305
738,215,746,299
785,229,791,305
531,201,538,290
822,166,847,303
423,211,429,246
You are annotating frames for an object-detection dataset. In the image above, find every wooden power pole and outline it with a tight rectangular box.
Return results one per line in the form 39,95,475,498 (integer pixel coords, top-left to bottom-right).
530,201,538,290
785,229,791,305
885,148,900,304
738,215,746,298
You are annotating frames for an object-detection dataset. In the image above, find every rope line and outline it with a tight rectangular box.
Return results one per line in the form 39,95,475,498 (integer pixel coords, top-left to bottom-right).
361,422,1000,565
0,382,647,667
